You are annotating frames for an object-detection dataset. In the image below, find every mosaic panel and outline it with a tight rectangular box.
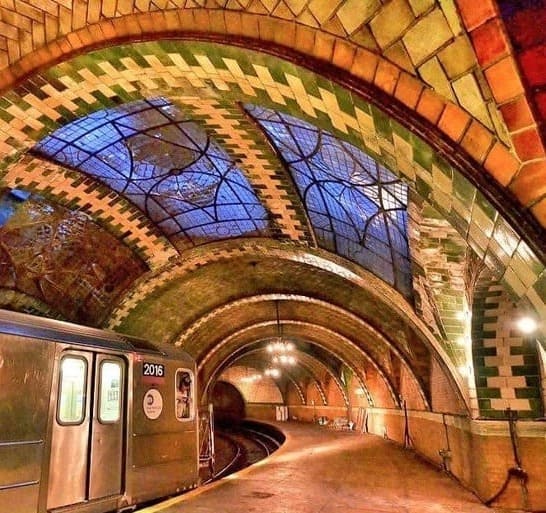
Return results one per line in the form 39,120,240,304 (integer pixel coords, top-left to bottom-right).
0,187,147,326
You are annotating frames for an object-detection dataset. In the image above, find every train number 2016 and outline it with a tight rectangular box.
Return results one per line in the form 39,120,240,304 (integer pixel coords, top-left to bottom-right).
143,362,165,377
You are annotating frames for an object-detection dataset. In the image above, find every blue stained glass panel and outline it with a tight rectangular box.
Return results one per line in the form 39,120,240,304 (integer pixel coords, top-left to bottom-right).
246,104,412,297
33,98,271,248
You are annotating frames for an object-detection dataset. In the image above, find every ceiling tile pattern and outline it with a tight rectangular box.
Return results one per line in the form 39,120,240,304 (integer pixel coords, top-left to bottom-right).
247,103,412,297
0,0,508,146
0,41,539,319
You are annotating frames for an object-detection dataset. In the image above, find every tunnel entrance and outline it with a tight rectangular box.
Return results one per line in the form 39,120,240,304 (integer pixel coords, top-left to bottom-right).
211,381,246,427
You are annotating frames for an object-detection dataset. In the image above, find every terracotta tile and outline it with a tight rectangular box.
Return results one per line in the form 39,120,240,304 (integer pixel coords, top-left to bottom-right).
258,16,276,43
502,6,546,50
509,160,546,206
0,65,17,92
499,96,535,132
208,10,227,35
470,18,510,68
97,20,117,41
460,121,494,163
163,9,180,32
531,197,546,229
483,142,519,186
519,44,546,87
374,59,401,95
350,47,378,83
332,39,356,72
223,11,243,36
192,9,211,33
295,23,316,56
416,88,445,125
273,19,296,48
73,27,95,49
438,103,471,142
457,0,497,31
394,71,424,109
312,32,336,62
512,127,546,161
484,56,525,104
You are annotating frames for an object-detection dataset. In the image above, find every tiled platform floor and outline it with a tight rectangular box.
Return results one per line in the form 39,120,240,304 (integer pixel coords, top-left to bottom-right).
140,421,522,513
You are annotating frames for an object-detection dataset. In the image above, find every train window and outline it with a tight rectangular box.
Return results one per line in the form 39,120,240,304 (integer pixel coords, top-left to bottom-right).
175,369,193,421
99,361,122,423
58,356,87,424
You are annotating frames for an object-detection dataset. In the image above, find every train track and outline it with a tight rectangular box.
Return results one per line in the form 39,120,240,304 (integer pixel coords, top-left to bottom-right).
203,423,283,483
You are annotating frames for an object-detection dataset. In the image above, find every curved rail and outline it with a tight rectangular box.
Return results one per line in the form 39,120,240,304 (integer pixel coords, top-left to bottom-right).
203,421,284,483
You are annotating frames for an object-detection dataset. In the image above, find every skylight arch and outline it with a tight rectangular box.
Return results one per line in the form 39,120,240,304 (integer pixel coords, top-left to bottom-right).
246,104,412,298
33,98,272,249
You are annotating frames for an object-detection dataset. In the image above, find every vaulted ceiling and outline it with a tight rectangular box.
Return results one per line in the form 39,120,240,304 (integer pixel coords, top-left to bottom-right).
0,0,545,418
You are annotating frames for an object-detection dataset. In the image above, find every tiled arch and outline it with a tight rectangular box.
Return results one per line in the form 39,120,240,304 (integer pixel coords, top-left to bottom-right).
0,5,546,229
2,39,542,320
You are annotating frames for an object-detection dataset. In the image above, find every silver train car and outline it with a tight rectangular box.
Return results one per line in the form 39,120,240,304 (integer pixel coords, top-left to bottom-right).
0,309,199,513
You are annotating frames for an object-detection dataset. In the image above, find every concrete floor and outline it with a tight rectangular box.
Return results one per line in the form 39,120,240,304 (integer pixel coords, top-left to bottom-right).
140,422,522,513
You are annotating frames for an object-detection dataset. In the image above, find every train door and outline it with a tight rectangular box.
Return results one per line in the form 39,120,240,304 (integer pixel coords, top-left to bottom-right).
47,350,126,509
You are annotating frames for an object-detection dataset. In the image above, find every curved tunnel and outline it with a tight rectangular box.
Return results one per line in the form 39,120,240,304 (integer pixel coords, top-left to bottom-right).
0,1,546,510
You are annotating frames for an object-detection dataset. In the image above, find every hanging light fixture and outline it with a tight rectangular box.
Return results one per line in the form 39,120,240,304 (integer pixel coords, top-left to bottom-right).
266,301,296,367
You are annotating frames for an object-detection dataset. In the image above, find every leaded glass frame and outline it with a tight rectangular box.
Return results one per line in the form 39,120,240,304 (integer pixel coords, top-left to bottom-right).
33,98,272,249
245,104,412,297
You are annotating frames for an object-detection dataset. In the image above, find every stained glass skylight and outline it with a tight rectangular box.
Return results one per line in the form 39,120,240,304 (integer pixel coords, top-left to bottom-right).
246,105,412,297
33,98,272,248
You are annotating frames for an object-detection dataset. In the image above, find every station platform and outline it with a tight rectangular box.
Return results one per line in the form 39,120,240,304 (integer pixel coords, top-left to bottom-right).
140,421,519,513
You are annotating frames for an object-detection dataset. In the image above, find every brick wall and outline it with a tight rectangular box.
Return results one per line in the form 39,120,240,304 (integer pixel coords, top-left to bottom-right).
366,407,546,510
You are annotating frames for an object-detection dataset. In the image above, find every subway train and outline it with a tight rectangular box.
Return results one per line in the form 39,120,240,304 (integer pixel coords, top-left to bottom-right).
0,309,200,513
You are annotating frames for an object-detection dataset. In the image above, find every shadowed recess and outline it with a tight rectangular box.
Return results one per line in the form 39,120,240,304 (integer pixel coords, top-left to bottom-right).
0,188,146,325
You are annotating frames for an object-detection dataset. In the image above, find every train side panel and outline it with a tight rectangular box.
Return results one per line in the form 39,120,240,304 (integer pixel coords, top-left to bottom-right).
126,353,199,504
0,333,55,513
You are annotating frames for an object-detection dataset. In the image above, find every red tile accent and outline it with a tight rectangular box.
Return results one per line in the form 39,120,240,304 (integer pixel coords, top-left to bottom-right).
470,18,510,68
509,160,546,206
484,56,525,104
535,91,546,120
502,6,546,50
313,32,336,62
394,72,424,110
512,127,546,161
483,142,520,187
460,121,494,163
456,0,497,31
416,88,445,125
499,96,535,132
519,44,546,87
438,103,471,143
332,39,356,72
295,24,316,56
374,59,401,96
350,48,378,84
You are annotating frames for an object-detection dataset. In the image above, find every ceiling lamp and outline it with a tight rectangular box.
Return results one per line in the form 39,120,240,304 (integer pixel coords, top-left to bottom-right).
267,301,295,354
265,368,281,378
